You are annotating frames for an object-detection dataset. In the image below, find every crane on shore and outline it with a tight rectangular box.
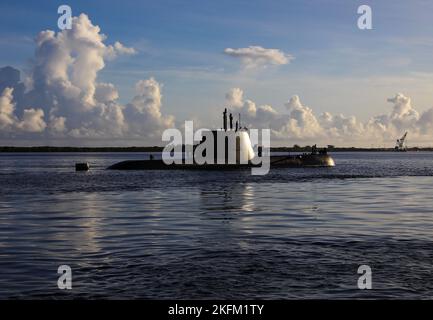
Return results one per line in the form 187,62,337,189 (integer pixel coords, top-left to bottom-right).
395,132,408,151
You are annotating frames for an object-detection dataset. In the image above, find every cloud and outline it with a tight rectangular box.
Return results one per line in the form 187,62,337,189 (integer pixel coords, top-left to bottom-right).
225,87,243,107
125,77,175,139
132,78,163,115
17,108,46,132
225,88,433,146
224,46,293,69
283,95,322,138
225,88,257,118
94,82,119,103
0,87,47,133
106,41,137,59
48,112,66,133
0,13,174,145
3,13,433,147
387,93,419,125
0,87,17,130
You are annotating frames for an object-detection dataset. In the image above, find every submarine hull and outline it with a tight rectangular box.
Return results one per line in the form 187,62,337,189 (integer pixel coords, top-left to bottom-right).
107,154,335,170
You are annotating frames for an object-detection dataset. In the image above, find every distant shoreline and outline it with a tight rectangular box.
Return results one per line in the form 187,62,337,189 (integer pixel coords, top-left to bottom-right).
1,146,433,152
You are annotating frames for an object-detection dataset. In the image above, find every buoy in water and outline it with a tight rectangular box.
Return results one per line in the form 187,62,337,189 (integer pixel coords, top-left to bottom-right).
75,162,90,171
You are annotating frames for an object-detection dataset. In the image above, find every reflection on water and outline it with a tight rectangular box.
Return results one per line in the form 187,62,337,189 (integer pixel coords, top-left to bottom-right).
200,182,257,214
1,152,433,298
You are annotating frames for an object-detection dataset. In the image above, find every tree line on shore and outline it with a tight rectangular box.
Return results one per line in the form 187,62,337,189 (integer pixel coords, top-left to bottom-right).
1,145,433,152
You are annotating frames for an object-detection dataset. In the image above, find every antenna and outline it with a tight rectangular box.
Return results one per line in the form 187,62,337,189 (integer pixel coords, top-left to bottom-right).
239,113,241,128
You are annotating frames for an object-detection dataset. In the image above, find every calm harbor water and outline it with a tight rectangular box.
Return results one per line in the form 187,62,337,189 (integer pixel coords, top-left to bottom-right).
1,151,433,299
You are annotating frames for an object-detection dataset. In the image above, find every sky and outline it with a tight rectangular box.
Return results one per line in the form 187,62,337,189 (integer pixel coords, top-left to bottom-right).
1,0,433,146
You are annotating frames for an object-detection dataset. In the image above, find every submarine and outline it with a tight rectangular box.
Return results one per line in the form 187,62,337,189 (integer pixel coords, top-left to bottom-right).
107,109,335,171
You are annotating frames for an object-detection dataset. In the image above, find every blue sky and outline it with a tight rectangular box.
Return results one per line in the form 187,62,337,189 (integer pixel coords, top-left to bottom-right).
1,0,433,146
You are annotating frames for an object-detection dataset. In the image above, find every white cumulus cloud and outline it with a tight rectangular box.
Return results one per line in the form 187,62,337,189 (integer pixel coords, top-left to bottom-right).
224,46,293,69
0,87,46,133
0,13,174,145
225,88,433,146
0,87,17,130
125,77,175,139
17,108,46,132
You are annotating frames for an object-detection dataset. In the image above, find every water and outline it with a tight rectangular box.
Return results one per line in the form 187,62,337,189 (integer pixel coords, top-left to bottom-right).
1,152,433,299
